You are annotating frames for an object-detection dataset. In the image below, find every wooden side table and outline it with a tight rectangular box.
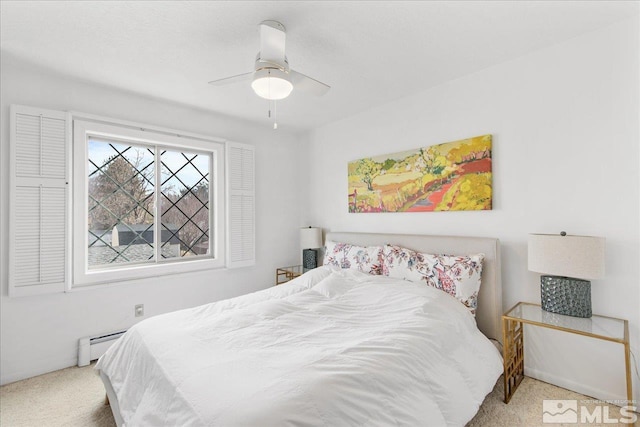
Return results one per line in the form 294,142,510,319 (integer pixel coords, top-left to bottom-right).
502,302,632,404
275,265,305,285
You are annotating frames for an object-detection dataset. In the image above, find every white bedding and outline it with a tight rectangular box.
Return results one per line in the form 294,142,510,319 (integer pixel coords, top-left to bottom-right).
96,267,503,427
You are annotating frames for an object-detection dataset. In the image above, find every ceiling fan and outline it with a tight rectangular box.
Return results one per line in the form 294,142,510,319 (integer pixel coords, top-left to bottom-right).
208,20,330,101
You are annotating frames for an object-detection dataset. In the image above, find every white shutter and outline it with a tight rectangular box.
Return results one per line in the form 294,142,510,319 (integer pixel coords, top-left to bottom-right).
9,105,69,296
226,142,255,268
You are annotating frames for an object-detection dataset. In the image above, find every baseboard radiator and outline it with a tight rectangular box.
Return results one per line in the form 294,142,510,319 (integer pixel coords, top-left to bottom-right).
78,330,126,367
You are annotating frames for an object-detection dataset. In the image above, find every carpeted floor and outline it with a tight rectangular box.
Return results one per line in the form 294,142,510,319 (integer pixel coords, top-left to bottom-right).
0,363,632,426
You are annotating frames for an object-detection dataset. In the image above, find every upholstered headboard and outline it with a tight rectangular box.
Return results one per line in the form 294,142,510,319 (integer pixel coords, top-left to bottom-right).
325,232,503,344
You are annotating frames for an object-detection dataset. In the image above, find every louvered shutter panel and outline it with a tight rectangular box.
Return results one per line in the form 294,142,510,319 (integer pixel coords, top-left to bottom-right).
226,142,255,268
9,105,68,296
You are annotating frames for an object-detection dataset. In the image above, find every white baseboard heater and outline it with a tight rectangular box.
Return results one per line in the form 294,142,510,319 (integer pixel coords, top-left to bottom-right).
78,330,126,367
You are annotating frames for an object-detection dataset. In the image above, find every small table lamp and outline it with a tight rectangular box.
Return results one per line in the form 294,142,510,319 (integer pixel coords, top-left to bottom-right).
528,232,605,318
300,227,323,270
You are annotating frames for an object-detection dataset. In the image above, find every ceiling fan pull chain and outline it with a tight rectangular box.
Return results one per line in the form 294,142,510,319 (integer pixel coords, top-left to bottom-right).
273,101,278,130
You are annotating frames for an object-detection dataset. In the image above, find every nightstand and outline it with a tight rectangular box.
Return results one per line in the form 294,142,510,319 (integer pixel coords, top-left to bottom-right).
275,265,306,285
502,302,632,404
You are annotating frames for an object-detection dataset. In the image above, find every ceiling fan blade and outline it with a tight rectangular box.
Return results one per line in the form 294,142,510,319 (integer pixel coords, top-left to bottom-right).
259,20,286,65
289,70,331,96
208,72,253,86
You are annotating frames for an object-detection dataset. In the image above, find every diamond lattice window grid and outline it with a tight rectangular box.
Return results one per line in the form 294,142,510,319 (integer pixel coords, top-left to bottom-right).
86,139,211,269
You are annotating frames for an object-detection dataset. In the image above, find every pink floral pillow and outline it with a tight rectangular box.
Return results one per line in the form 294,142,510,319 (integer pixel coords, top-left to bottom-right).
382,244,485,316
323,241,384,275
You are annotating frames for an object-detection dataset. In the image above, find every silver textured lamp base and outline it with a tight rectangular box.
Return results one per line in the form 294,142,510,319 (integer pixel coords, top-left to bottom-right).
540,275,592,318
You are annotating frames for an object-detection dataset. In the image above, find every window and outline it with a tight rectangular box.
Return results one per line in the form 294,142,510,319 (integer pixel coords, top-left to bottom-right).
87,140,212,268
73,119,226,286
9,105,254,296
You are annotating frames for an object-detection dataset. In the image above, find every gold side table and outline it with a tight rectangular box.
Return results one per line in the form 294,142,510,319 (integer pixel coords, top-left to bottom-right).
275,265,305,285
502,302,632,404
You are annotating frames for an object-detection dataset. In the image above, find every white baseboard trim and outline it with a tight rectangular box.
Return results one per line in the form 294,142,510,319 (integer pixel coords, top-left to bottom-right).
525,366,627,403
0,356,78,386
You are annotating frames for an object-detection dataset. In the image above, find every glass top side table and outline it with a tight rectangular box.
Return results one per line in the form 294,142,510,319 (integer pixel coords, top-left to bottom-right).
502,302,631,404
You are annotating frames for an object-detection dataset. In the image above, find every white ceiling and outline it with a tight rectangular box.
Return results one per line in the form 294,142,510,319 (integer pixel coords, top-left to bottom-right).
1,1,637,132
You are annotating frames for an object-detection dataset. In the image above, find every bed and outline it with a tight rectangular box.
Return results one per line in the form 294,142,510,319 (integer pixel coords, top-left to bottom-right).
97,232,503,426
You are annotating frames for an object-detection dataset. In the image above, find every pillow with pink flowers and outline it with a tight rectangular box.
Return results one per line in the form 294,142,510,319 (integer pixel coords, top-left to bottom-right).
382,244,485,316
323,241,384,275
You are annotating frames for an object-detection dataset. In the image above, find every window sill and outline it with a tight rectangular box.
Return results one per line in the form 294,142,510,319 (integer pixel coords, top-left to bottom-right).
70,257,225,289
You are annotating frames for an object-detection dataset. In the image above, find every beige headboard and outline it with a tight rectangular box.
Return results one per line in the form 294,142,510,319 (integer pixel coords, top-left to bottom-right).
325,232,503,344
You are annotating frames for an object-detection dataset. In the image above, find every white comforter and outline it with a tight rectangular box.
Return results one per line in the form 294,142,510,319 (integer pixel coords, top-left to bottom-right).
96,267,502,427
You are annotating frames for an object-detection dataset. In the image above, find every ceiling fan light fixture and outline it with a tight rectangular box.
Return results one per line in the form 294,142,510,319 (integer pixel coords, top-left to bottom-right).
251,68,293,100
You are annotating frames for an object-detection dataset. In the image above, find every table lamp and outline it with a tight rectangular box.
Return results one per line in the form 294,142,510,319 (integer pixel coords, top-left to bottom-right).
300,227,322,270
528,232,605,318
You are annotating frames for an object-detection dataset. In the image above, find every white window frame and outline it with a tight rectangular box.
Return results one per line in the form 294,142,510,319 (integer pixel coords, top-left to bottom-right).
72,118,226,287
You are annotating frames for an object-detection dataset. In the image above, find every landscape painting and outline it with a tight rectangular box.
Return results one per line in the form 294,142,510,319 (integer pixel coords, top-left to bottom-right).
348,135,492,213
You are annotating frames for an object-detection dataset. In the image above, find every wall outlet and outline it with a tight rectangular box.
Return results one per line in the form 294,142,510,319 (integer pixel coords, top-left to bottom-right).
134,304,144,317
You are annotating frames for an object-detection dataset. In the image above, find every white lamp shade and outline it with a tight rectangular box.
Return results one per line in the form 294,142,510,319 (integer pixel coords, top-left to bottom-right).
251,68,293,100
528,233,605,280
300,227,322,249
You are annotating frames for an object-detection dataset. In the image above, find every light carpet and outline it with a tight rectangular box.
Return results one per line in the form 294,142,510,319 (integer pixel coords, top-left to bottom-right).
0,364,633,426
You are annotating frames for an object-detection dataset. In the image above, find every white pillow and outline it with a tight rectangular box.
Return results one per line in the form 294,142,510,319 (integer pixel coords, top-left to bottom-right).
323,241,384,275
382,244,484,316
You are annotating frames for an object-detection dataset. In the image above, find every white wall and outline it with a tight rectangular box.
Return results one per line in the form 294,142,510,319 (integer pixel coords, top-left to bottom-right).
302,17,640,402
0,54,304,385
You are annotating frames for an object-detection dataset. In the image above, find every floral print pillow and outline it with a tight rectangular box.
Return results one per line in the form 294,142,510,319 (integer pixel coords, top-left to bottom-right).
323,241,384,275
382,244,485,316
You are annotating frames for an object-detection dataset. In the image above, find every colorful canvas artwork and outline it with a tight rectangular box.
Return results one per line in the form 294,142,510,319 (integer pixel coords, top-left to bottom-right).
348,135,492,213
